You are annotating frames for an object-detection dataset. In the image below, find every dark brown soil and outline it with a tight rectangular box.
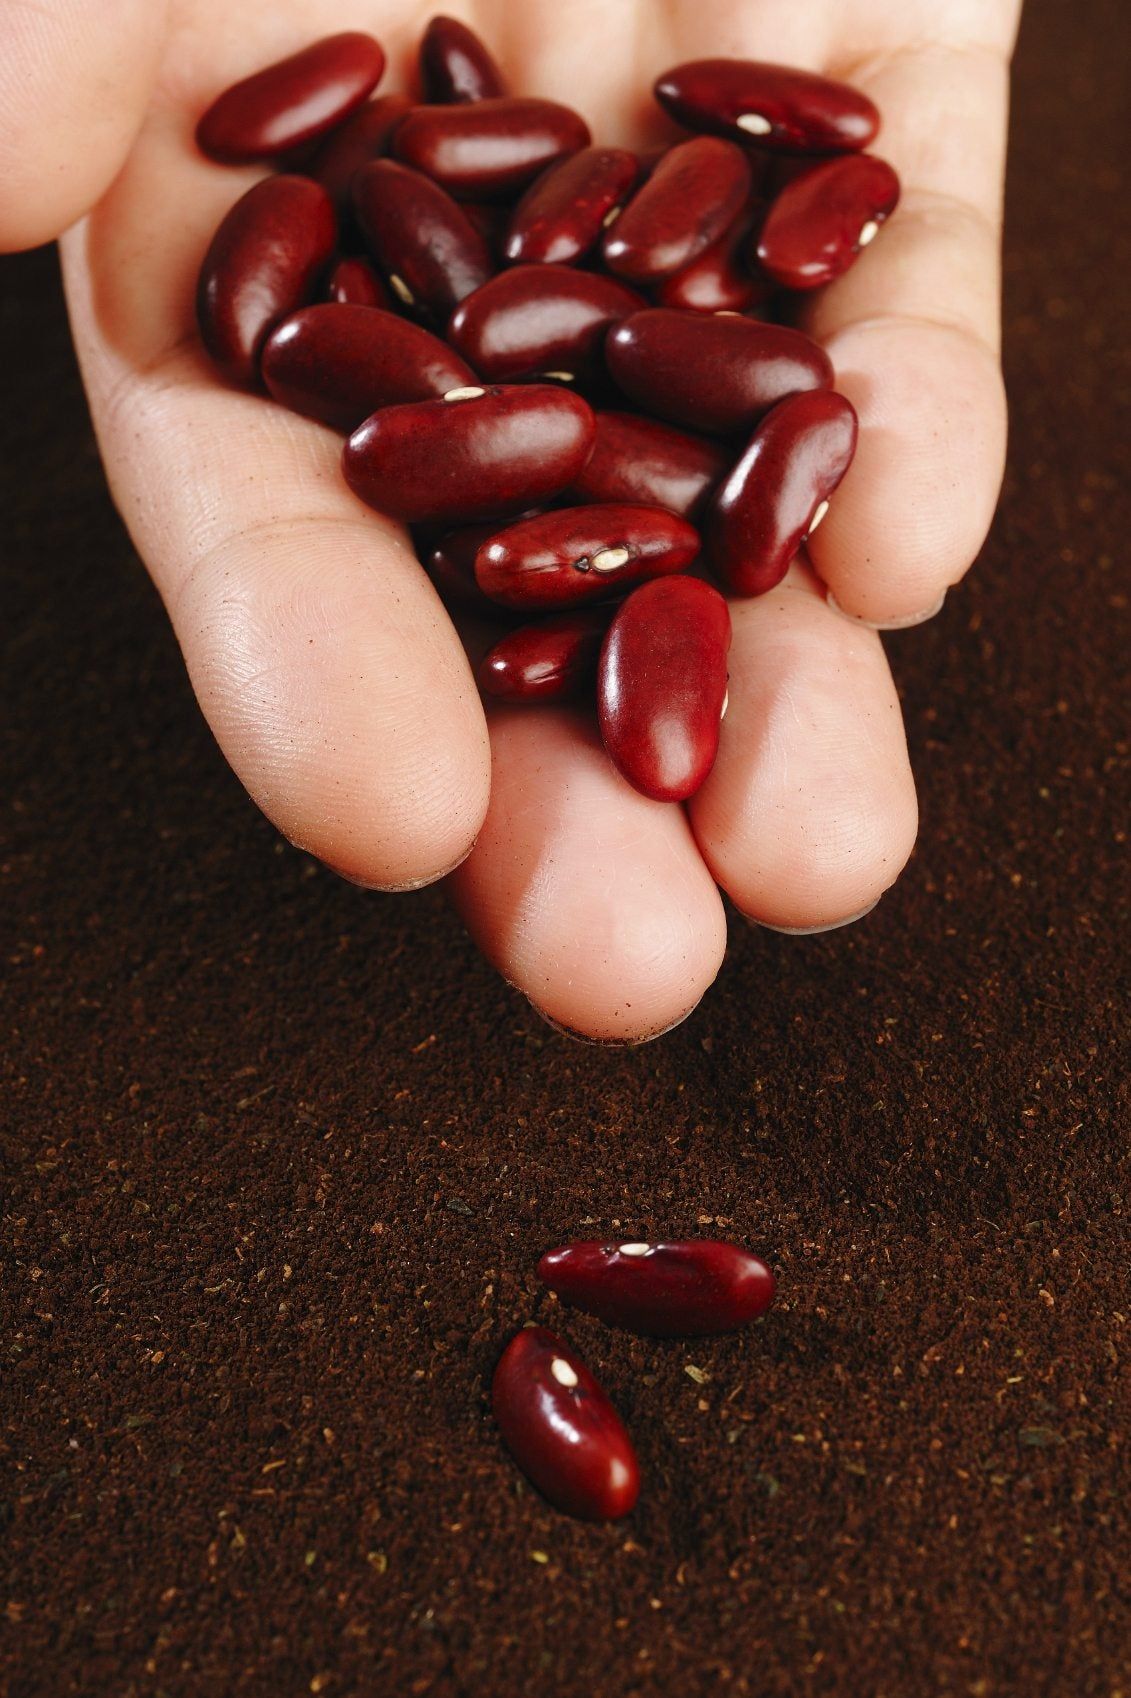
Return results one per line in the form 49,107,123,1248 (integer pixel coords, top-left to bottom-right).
1,1,1127,1692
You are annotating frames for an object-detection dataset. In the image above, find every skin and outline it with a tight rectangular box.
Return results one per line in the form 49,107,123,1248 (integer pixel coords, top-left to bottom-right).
0,0,1023,1041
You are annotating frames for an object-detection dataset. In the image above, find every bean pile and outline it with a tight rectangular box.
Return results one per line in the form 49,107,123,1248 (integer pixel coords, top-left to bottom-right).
195,20,898,803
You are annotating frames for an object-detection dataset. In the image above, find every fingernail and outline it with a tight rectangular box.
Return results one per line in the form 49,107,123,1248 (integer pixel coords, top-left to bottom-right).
826,589,946,630
745,896,881,936
527,998,701,1046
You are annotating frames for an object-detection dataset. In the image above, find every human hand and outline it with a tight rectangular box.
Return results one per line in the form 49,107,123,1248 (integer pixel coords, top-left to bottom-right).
0,0,1020,1041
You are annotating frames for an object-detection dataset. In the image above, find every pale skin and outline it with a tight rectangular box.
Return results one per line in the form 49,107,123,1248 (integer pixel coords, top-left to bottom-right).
0,0,1023,1040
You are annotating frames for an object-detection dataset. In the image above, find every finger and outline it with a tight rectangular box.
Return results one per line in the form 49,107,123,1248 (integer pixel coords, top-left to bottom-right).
447,708,728,1043
0,0,167,251
801,38,1013,625
688,562,918,929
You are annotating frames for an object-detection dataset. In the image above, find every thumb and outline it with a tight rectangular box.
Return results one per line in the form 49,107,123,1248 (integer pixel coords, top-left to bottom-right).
0,0,167,252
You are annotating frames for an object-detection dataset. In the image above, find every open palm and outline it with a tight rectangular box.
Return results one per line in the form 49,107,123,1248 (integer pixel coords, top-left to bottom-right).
1,0,1021,1040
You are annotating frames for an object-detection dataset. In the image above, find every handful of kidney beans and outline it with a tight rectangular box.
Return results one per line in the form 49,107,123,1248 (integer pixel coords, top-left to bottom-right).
194,22,899,803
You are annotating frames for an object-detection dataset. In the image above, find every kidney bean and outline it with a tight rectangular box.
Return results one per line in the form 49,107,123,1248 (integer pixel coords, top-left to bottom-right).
654,201,772,314
460,201,510,260
352,159,492,322
603,137,750,284
262,305,476,431
756,153,900,288
538,1240,776,1336
447,266,644,388
504,147,640,266
706,389,857,595
196,33,386,164
475,505,699,611
605,308,832,436
653,58,880,154
478,609,609,702
419,15,507,104
343,384,595,524
568,411,730,520
394,98,591,199
598,576,731,801
492,1327,639,1521
425,522,514,616
308,93,411,208
326,256,389,309
196,176,336,389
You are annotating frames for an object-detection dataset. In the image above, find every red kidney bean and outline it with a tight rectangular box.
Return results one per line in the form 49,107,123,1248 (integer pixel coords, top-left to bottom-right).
475,505,699,611
326,256,389,309
394,98,591,200
756,153,900,288
538,1240,776,1336
343,384,595,524
262,305,476,431
196,33,386,164
706,389,857,595
504,147,640,266
196,176,336,389
308,93,411,208
425,522,519,616
654,201,772,314
606,308,832,436
447,266,644,388
352,159,492,321
419,15,507,104
603,137,750,284
653,58,880,154
599,576,731,801
460,200,510,259
568,411,730,520
478,609,609,702
492,1327,639,1522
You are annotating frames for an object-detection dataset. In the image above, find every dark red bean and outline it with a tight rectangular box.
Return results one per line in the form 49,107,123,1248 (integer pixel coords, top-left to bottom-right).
461,200,510,259
447,266,644,388
492,1327,639,1522
603,136,750,284
196,176,336,389
538,1240,776,1336
504,147,640,266
419,16,507,104
654,201,772,314
475,505,699,611
426,522,516,616
327,256,389,309
352,159,492,321
653,58,880,154
706,389,857,595
605,308,832,436
394,98,591,200
598,576,731,802
478,609,609,702
196,33,386,164
262,305,476,431
756,153,900,288
343,384,595,524
308,93,411,208
568,411,730,520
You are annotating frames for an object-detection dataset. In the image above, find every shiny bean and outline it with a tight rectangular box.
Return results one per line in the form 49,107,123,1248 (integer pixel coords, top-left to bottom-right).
394,98,591,199
419,15,507,103
504,147,640,265
756,153,901,288
308,93,411,208
475,505,699,610
326,256,389,309
262,305,476,430
603,137,750,284
598,576,731,802
654,201,771,314
343,384,595,524
605,308,833,436
653,57,880,154
196,176,337,389
478,609,610,702
352,159,493,321
447,265,644,387
706,389,858,595
425,522,514,616
196,33,386,164
538,1240,776,1336
492,1327,640,1522
567,411,730,520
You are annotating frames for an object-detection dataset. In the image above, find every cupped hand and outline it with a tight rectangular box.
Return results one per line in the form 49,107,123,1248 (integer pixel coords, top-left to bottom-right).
0,0,1021,1040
